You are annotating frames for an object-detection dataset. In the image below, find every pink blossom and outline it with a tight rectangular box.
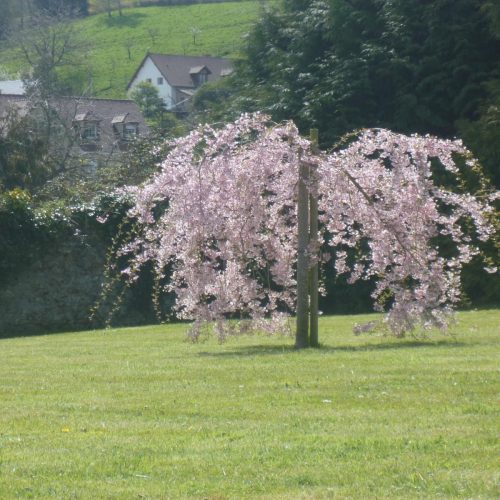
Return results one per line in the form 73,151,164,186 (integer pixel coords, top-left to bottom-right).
116,114,497,340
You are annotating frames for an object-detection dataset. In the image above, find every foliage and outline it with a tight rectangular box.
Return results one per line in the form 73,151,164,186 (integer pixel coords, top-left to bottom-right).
457,78,500,187
482,0,500,38
0,92,174,206
34,0,89,16
33,130,171,205
0,189,163,334
191,73,248,123
0,108,52,193
0,0,17,40
129,80,185,133
130,81,165,120
0,189,70,284
17,10,91,97
201,0,500,187
188,0,500,311
115,114,497,342
0,311,499,497
0,96,96,199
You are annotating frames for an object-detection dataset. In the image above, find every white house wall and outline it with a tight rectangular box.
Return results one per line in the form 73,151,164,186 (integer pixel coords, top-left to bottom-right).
129,57,175,110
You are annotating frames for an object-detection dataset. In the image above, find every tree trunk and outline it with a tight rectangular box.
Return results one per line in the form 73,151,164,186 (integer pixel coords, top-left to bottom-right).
309,128,319,347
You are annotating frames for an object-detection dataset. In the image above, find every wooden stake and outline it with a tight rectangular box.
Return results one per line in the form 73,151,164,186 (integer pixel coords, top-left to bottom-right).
295,156,310,349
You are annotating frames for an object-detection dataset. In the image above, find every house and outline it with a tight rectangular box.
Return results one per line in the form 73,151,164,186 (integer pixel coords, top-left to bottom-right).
0,95,148,169
0,80,25,95
126,53,232,112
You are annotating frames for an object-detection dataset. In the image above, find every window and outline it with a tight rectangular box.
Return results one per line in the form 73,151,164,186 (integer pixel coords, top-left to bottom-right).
146,78,152,83
82,122,98,140
123,123,138,140
157,77,163,85
86,159,98,172
192,72,208,87
190,66,210,87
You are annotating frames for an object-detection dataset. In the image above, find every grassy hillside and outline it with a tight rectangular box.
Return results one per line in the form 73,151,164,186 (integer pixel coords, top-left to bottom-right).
0,1,268,99
0,310,498,497
87,0,255,14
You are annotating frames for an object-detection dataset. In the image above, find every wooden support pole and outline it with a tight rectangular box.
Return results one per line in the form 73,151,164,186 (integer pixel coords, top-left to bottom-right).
309,128,319,347
295,156,310,349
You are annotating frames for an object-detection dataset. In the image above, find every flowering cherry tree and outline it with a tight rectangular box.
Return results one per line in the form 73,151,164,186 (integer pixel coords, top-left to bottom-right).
119,113,496,344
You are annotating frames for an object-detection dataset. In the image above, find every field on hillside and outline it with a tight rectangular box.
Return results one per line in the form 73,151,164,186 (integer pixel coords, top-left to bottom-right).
0,310,498,498
87,0,256,14
0,1,267,99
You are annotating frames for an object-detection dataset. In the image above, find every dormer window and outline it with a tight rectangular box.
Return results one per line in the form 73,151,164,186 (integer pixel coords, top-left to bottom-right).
82,122,98,140
73,112,100,143
112,114,139,141
189,66,210,87
123,122,138,140
197,72,208,85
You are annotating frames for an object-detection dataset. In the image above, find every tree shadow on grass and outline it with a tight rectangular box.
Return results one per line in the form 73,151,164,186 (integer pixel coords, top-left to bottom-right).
198,339,467,358
101,13,147,28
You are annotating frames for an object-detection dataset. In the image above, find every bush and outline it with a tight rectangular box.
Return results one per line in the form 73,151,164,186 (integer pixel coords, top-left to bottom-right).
0,191,164,337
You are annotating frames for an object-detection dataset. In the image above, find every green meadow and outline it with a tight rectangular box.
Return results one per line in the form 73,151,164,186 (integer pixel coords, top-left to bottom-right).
0,310,498,498
0,1,267,99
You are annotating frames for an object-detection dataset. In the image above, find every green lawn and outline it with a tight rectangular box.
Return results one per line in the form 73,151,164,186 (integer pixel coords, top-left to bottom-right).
0,310,498,498
0,1,267,99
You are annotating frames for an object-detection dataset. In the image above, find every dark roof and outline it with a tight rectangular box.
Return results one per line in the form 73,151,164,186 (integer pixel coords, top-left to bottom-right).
0,95,146,124
0,95,148,155
127,53,232,90
53,97,147,130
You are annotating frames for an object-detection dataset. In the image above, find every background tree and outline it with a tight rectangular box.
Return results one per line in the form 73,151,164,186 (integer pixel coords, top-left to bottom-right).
199,0,500,186
17,8,91,97
0,97,93,200
0,0,17,40
189,0,500,310
33,132,169,205
130,82,165,120
33,0,88,17
0,108,51,193
147,27,160,45
101,0,122,17
457,0,500,187
123,38,134,60
130,81,185,134
189,26,201,45
482,1,500,36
